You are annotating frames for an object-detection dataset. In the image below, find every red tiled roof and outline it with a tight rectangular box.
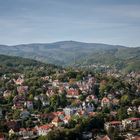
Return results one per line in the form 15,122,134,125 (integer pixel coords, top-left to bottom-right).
132,136,140,140
89,112,96,116
20,128,26,131
67,89,79,95
102,97,110,103
64,115,71,121
53,111,64,116
101,135,110,140
52,117,63,123
39,124,53,130
128,118,140,121
110,121,122,125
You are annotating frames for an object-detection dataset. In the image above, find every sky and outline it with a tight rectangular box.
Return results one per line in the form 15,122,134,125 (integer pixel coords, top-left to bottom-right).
0,0,140,46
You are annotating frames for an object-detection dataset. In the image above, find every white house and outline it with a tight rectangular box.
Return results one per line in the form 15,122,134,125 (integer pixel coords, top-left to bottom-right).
24,101,33,110
63,107,77,116
122,118,140,130
104,121,124,132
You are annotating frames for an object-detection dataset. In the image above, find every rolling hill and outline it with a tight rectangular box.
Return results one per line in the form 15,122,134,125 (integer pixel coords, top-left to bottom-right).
0,41,140,71
0,54,59,76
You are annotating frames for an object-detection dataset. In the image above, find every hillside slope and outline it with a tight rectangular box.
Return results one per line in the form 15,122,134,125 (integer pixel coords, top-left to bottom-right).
0,41,140,71
0,54,59,76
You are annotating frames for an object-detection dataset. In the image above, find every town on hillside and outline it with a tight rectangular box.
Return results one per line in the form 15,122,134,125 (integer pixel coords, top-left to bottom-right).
0,58,140,140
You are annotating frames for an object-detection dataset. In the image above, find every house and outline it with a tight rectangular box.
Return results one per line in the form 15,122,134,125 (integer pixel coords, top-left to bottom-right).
39,94,50,107
52,117,64,127
138,106,140,113
53,111,65,120
112,98,119,106
63,115,71,124
13,95,26,104
46,88,55,97
82,102,95,112
78,84,90,92
96,135,111,140
24,101,33,110
3,90,12,98
107,93,115,100
13,77,24,85
42,100,50,107
6,120,20,131
104,121,124,132
127,107,133,115
101,97,111,108
89,112,96,117
76,110,88,117
66,88,80,98
122,118,140,130
37,124,54,136
9,129,15,137
63,83,69,89
82,132,92,139
17,86,28,95
86,95,98,104
52,80,60,87
18,128,34,138
20,110,30,119
110,111,117,117
12,103,24,110
63,107,77,116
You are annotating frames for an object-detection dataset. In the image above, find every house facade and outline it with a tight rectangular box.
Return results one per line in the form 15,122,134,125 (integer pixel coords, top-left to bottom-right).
122,118,140,130
104,121,124,132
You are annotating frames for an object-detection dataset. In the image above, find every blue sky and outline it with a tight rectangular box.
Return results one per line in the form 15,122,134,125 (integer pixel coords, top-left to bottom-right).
0,0,140,46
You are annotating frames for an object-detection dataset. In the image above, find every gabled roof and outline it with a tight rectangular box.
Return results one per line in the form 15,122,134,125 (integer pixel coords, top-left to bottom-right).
127,118,140,121
38,124,54,130
52,117,63,123
102,135,110,140
101,97,110,103
64,115,71,121
109,121,122,125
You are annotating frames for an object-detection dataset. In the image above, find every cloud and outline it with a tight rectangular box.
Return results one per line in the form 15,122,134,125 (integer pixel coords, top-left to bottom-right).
0,0,140,46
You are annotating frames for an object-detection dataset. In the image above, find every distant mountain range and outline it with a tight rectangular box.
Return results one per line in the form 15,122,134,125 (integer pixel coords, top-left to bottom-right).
0,41,140,71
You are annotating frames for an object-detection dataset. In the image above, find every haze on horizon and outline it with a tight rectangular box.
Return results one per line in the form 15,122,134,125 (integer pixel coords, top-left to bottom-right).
0,0,140,47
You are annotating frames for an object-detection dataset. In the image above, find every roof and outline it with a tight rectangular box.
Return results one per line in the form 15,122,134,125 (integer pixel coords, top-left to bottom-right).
132,136,140,140
38,124,53,130
102,97,110,103
102,135,110,140
53,111,64,116
0,133,4,139
67,89,79,95
64,115,71,121
109,121,122,125
86,95,97,100
89,112,96,116
127,118,140,121
52,117,63,123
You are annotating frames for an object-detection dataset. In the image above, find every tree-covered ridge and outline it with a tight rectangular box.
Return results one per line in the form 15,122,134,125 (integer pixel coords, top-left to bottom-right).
0,41,139,72
0,54,60,76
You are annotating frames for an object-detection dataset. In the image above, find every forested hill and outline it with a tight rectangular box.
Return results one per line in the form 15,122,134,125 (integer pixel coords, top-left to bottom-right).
0,54,60,76
0,41,140,72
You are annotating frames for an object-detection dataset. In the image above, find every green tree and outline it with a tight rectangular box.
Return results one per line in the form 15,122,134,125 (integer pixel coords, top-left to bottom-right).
120,94,130,106
117,107,128,120
13,110,20,119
